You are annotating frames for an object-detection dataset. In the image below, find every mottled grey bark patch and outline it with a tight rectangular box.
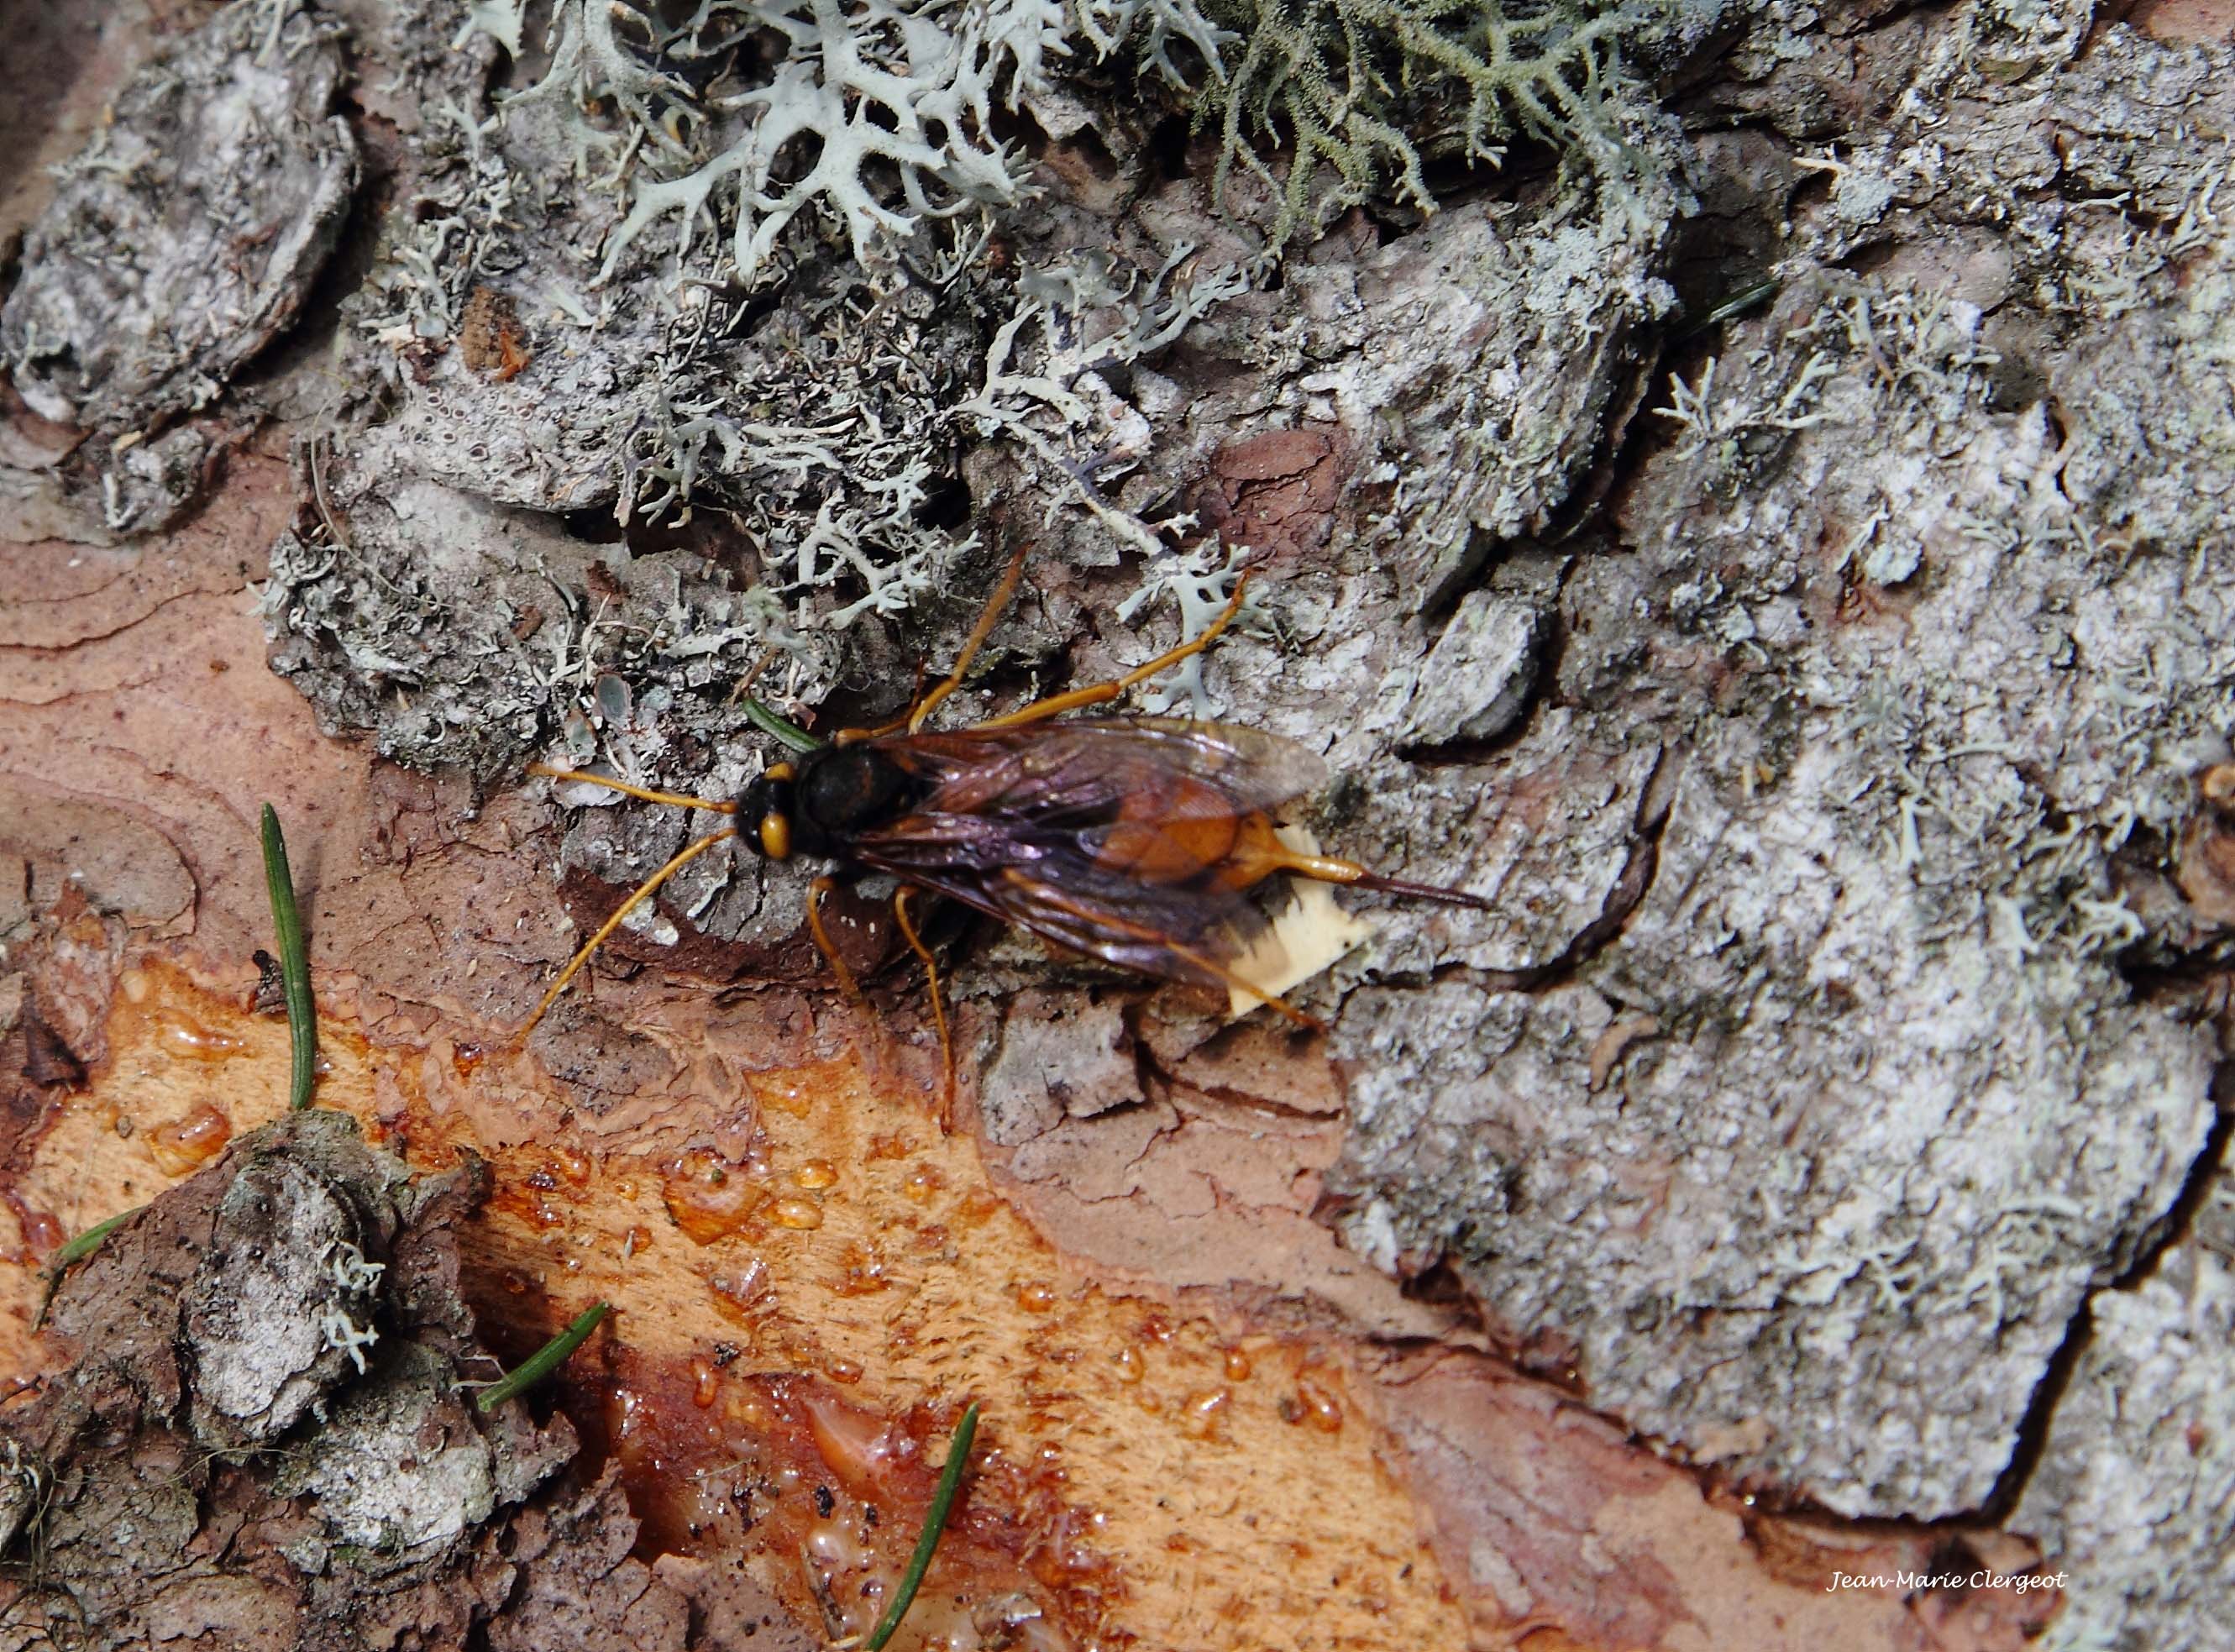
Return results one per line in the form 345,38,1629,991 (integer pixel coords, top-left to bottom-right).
98,425,212,536
1397,585,1545,748
2012,1133,2235,1652
979,989,1143,1144
0,0,356,433
1330,7,2234,1524
186,1150,394,1447
262,445,787,783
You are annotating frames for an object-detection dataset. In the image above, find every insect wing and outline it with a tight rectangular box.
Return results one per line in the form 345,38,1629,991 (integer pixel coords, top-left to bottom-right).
867,719,1327,826
858,851,1265,994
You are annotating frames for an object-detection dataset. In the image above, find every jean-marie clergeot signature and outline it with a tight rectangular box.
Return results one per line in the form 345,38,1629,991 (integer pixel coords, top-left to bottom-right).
1825,1571,2067,1594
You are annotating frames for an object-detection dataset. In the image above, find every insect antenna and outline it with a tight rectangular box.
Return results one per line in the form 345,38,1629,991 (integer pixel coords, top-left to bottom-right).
517,828,739,1040
526,763,739,813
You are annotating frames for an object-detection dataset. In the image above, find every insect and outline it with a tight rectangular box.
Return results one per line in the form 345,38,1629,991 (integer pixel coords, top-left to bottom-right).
518,548,1490,1111
459,286,533,381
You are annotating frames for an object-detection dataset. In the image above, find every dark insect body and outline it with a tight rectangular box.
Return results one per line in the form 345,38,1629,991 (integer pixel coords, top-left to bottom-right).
518,549,1490,1112
737,720,1484,1010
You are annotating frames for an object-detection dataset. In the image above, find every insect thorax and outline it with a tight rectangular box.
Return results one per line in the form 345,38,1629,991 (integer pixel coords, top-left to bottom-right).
791,747,916,851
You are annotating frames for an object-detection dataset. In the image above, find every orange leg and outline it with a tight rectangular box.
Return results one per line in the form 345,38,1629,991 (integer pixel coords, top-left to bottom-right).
892,886,953,1128
527,763,737,813
837,542,1031,744
809,876,916,1088
518,827,738,1040
805,875,866,1007
972,573,1250,732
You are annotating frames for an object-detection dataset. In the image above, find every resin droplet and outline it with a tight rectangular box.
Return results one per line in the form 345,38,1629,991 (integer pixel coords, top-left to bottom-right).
772,1196,824,1231
663,1148,768,1244
830,1241,889,1297
1183,1387,1230,1438
146,1104,231,1174
709,1261,771,1324
1292,1371,1345,1433
758,1073,815,1118
794,1159,838,1189
152,1012,245,1062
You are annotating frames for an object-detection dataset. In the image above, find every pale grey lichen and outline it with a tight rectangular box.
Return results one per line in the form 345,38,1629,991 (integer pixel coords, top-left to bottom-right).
1072,0,1236,86
1078,0,1714,246
956,244,1251,557
1112,539,1259,715
468,0,1061,287
355,97,522,349
0,0,356,550
264,451,800,781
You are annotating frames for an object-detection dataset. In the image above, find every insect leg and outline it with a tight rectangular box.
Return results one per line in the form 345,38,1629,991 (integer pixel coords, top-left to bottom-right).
835,542,1031,744
527,763,739,813
805,876,867,1007
891,887,954,1129
517,827,739,1040
971,572,1251,732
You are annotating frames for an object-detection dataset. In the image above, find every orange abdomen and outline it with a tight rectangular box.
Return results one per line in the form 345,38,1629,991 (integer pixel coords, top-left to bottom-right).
1098,777,1244,884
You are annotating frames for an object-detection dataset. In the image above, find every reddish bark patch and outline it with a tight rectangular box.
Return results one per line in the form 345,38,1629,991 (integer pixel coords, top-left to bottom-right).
1192,429,1348,566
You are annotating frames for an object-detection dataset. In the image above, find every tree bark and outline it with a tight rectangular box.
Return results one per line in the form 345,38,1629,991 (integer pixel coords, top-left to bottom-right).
4,2,2232,1649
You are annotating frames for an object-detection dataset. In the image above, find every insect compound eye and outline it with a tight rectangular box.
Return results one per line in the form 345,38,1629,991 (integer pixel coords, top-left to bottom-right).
758,812,793,859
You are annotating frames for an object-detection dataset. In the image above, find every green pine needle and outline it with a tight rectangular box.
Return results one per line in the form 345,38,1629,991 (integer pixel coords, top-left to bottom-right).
740,695,824,753
34,1207,141,1329
865,1400,979,1652
475,1302,611,1413
259,805,318,1111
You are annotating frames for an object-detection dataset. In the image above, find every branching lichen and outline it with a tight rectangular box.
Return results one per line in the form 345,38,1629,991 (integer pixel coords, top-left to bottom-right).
1085,0,1691,246
1113,539,1263,715
464,0,1691,293
956,245,1247,553
590,0,1062,284
1072,0,1235,86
